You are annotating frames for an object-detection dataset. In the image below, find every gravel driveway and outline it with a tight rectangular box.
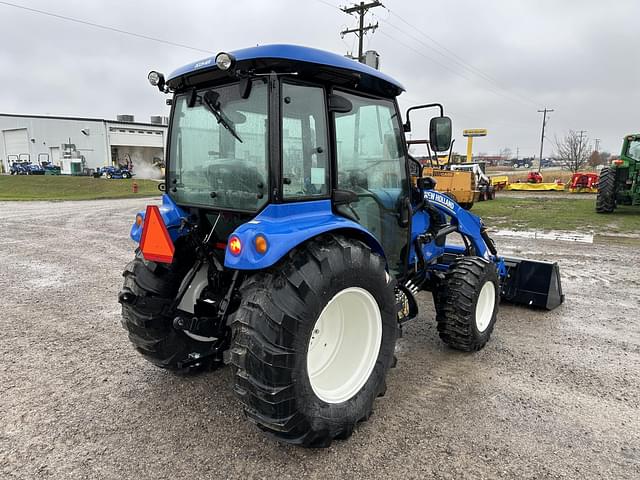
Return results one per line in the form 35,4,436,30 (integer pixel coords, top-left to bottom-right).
1,198,638,479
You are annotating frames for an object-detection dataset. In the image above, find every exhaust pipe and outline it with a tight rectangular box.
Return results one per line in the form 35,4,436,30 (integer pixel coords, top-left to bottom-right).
500,257,564,310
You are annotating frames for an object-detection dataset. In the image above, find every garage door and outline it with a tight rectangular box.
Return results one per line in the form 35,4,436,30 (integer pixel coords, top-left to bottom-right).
3,128,29,157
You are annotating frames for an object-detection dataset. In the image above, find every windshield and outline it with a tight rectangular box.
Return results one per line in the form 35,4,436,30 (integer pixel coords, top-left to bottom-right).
626,139,640,162
168,79,268,210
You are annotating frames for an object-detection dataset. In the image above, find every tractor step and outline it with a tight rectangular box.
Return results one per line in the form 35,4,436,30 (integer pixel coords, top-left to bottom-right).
500,257,564,310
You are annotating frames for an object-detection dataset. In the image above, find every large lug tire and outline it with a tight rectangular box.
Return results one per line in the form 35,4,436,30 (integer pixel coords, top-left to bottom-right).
120,251,218,371
434,257,499,352
596,167,616,213
230,234,397,447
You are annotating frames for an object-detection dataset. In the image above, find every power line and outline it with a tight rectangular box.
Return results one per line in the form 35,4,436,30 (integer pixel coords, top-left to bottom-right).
377,29,536,110
0,1,213,54
381,5,541,109
379,21,536,108
384,8,502,87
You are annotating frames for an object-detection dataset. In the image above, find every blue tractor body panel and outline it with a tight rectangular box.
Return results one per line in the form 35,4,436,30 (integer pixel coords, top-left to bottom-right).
167,44,405,96
130,194,189,243
223,199,384,270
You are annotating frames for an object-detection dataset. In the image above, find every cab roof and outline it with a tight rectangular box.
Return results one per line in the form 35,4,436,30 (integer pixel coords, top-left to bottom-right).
166,44,405,97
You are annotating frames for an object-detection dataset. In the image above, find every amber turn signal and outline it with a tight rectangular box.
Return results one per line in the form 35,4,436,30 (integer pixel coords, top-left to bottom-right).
254,235,268,254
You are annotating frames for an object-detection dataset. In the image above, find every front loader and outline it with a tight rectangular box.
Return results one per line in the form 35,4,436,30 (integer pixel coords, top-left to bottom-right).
118,45,563,447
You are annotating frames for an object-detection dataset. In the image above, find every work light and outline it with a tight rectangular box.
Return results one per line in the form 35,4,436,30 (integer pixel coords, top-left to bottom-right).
215,52,236,71
148,71,161,86
147,71,166,92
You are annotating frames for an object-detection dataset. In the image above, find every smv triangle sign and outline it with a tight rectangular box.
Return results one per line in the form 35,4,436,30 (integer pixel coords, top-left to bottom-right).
140,205,175,263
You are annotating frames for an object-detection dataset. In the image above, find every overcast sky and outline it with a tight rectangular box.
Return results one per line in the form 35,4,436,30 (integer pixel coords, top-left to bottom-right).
0,0,638,157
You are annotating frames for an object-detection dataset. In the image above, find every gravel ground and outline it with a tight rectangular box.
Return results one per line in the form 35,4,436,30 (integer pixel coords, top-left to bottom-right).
1,198,639,479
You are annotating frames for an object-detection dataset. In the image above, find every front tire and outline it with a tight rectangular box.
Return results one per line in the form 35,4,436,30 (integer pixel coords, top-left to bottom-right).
230,234,397,447
434,257,499,351
596,167,616,213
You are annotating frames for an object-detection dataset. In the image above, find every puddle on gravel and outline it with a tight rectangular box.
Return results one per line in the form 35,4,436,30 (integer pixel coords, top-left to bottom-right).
493,229,594,244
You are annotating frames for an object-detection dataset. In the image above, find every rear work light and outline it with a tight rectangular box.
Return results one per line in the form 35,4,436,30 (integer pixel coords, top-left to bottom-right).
228,236,242,256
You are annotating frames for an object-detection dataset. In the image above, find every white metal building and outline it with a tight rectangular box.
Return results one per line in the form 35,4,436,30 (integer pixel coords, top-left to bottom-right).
0,113,168,178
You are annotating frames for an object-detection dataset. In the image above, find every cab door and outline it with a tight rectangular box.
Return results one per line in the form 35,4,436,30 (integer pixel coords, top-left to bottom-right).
332,91,410,275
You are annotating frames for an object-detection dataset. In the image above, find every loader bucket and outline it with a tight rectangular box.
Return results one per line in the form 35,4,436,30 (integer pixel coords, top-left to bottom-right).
500,257,564,310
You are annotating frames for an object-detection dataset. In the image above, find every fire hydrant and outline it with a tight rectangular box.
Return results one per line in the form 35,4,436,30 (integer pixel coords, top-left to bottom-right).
132,182,138,193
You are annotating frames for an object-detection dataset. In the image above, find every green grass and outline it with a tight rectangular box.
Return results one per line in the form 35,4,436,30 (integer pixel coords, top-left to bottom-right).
472,196,640,234
0,175,161,201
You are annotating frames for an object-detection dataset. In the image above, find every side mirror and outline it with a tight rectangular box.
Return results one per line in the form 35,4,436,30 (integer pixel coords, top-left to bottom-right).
239,77,252,99
328,94,352,113
429,116,452,152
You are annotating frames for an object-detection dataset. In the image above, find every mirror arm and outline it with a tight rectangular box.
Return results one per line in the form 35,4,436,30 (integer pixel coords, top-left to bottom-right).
404,103,445,132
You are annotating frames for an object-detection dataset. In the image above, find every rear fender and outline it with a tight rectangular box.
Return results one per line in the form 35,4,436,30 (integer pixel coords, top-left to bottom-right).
130,194,189,243
224,199,385,270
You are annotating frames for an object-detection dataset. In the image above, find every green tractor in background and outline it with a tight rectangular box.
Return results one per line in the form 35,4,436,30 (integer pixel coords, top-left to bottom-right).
596,134,640,213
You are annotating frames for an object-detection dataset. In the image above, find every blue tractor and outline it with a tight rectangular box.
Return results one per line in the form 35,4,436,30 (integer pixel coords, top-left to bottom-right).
118,45,563,447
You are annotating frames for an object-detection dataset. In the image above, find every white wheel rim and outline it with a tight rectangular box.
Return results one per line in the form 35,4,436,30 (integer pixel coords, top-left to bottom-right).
475,281,496,332
307,287,382,404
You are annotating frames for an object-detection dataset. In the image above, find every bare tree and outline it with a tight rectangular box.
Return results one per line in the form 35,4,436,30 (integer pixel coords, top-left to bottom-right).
554,130,591,172
588,150,611,167
499,147,512,160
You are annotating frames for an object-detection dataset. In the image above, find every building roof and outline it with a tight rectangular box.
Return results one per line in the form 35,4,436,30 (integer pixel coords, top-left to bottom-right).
167,44,405,96
0,113,167,129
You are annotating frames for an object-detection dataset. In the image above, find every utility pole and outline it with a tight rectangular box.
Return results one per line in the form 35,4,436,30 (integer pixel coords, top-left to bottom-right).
594,138,601,152
340,1,383,63
537,108,554,172
577,130,587,150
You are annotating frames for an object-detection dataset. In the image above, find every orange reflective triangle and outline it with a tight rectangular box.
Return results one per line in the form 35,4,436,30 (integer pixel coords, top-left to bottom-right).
140,205,175,263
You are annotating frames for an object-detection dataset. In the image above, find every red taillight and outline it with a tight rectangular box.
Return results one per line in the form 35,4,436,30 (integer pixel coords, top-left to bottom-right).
613,160,624,166
228,236,242,256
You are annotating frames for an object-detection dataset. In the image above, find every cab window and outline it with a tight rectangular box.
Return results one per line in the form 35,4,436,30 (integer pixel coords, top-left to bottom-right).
281,83,329,199
333,91,409,274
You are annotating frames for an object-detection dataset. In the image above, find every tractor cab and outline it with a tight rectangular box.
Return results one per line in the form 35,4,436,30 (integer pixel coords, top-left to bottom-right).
148,44,449,275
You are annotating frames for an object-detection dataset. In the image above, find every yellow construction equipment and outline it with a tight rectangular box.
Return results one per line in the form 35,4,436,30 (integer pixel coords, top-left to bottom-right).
422,167,478,209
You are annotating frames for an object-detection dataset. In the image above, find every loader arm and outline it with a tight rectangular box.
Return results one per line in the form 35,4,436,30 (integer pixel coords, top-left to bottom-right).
416,189,563,310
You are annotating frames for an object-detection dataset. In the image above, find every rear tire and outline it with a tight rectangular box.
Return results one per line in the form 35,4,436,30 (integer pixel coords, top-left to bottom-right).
119,251,218,371
434,257,499,351
596,167,616,213
230,234,397,447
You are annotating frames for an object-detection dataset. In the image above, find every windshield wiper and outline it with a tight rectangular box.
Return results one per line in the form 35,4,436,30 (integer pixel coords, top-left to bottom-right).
202,90,243,143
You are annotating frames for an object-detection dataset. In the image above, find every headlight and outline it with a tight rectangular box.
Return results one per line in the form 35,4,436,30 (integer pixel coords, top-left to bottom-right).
148,71,165,91
215,52,236,71
148,71,161,86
